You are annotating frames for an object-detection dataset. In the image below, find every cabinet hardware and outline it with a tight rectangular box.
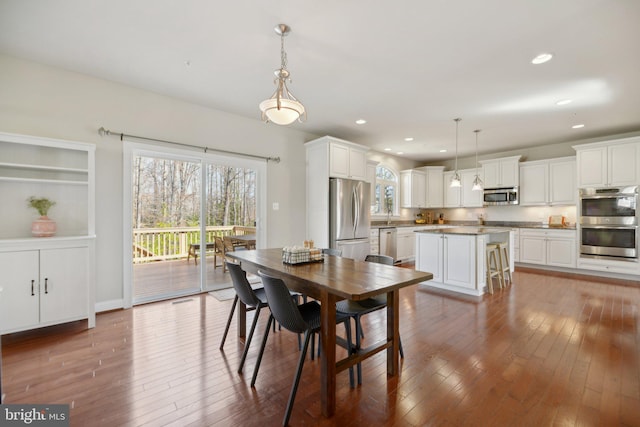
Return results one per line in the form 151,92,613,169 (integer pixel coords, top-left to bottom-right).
31,279,35,296
45,278,48,294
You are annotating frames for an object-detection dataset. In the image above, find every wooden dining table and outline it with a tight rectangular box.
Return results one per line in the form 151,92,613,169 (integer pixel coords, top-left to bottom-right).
226,248,433,417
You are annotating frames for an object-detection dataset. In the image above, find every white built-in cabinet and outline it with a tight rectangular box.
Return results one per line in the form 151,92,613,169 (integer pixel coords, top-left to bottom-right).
479,155,521,188
573,137,640,188
369,228,379,255
400,169,426,208
420,166,445,208
443,169,483,207
328,138,367,180
396,227,417,261
305,136,370,248
519,228,576,268
366,160,378,207
0,131,95,334
519,157,576,206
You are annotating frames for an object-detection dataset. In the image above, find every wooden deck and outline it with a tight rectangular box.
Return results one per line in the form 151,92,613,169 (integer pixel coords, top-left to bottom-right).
2,268,640,425
133,255,232,302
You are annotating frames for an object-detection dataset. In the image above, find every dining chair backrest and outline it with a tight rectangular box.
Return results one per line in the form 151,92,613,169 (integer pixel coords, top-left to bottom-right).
322,248,342,257
227,262,261,308
258,271,309,334
365,254,394,265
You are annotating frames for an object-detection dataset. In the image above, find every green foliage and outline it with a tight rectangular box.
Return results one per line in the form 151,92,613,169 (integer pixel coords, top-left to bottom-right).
27,197,56,216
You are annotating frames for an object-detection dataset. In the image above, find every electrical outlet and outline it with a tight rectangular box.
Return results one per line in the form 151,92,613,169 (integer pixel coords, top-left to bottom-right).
272,202,279,211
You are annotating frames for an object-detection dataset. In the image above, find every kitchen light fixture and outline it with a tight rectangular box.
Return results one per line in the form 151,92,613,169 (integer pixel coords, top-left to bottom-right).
531,53,553,64
556,99,572,106
472,129,484,191
355,119,367,125
450,118,462,188
259,24,306,125
572,124,585,129
404,137,414,142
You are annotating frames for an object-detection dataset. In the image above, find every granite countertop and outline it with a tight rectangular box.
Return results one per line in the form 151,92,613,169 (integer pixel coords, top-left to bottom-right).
370,221,576,230
415,227,513,236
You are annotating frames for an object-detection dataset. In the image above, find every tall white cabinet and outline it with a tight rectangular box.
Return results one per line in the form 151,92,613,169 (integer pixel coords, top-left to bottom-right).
573,137,640,188
305,136,369,249
0,132,95,334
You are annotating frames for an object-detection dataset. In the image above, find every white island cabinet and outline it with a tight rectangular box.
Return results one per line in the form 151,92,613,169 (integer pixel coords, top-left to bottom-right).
415,227,511,296
0,132,95,334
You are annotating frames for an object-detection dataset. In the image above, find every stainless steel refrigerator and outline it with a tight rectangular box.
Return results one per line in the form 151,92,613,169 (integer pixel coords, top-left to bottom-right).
330,178,371,261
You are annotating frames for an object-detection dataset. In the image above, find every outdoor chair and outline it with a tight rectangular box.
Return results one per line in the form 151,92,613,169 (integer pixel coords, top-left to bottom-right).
251,270,355,426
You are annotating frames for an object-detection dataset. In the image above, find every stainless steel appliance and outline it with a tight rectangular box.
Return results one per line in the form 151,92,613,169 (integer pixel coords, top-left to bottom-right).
330,178,371,260
483,186,519,206
379,227,397,261
579,186,639,260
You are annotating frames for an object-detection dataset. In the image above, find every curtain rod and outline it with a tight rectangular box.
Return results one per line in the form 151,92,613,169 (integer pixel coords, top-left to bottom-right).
98,127,280,163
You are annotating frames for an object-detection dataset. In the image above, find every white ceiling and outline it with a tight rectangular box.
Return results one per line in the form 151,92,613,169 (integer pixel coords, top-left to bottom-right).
1,0,639,161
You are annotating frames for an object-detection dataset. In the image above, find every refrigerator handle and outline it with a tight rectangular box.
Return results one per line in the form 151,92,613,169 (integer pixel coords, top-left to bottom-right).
353,186,359,236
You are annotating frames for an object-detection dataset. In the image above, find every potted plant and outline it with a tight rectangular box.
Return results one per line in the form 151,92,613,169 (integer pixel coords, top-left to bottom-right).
28,196,57,237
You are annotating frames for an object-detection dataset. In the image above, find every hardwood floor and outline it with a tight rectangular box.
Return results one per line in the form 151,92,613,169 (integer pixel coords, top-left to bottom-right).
2,269,640,426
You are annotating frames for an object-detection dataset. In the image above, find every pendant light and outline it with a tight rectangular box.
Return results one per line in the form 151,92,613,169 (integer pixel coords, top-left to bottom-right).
259,24,306,125
450,118,462,188
472,129,484,191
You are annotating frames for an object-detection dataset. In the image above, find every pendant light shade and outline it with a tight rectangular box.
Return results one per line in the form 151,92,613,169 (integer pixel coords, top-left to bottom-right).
472,129,484,191
450,118,462,188
259,24,306,125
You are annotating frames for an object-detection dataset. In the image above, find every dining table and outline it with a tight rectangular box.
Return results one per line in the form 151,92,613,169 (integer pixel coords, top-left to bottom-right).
226,248,433,417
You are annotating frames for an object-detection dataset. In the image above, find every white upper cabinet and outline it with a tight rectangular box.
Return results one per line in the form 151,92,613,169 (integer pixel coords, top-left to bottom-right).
574,137,640,187
479,155,521,188
366,160,378,205
328,139,367,180
400,169,426,208
519,157,576,206
419,166,445,208
444,169,482,207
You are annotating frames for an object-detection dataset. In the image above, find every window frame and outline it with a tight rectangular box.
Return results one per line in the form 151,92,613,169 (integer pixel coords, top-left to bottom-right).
372,164,400,218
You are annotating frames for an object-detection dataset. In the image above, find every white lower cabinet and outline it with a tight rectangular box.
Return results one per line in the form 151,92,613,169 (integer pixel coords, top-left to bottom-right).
396,227,417,261
519,229,576,268
369,228,379,255
0,246,90,334
416,232,486,295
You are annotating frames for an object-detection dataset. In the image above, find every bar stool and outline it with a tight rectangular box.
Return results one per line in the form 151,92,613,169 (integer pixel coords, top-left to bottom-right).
496,241,511,285
485,243,503,294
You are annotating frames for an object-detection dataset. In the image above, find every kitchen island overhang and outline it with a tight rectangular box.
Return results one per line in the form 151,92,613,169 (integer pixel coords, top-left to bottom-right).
414,227,512,296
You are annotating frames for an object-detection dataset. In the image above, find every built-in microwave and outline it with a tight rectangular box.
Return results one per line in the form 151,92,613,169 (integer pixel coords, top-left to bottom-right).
483,186,519,206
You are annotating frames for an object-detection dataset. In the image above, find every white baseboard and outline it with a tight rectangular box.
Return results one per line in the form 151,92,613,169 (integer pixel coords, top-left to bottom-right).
95,299,124,313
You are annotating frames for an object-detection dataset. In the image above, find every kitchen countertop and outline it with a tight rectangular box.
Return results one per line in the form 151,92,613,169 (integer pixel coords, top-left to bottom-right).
415,227,512,236
370,221,576,230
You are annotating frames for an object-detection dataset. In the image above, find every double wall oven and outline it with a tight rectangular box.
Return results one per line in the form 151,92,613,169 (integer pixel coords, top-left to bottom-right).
579,186,639,261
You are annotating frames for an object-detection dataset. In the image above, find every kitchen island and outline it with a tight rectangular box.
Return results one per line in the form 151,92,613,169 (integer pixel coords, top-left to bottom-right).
415,227,512,296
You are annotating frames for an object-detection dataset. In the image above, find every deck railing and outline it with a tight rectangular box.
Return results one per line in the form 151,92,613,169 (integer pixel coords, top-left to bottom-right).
133,226,242,263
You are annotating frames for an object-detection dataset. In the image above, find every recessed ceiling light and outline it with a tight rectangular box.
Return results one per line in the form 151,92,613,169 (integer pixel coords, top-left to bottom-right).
556,99,572,106
384,148,392,151
572,124,585,129
404,137,414,142
439,149,447,153
355,119,367,125
397,152,404,155
531,53,553,64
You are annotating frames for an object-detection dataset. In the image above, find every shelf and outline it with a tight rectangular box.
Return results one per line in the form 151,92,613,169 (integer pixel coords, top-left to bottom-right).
0,162,88,174
0,176,88,185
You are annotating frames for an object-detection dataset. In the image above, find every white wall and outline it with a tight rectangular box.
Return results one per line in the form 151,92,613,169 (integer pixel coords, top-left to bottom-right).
0,54,318,307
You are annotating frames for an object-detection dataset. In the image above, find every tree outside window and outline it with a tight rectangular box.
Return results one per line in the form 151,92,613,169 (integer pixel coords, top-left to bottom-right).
373,165,398,216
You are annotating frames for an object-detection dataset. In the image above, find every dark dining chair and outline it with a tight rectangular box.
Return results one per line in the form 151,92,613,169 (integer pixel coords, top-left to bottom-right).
251,270,355,426
336,253,404,385
321,247,343,257
220,261,300,372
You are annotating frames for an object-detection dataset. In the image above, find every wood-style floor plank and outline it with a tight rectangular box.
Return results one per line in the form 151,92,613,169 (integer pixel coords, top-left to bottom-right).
2,269,640,426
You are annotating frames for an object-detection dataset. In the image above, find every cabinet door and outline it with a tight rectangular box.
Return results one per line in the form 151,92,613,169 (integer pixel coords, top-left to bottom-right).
425,167,444,208
416,233,443,283
577,147,607,187
443,235,475,289
397,230,416,261
348,148,367,181
482,161,500,188
329,143,350,178
39,247,88,324
546,238,575,268
0,251,40,332
549,159,576,205
519,235,546,264
609,143,638,186
366,161,378,205
461,170,483,207
443,171,461,207
500,158,520,187
520,162,548,205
